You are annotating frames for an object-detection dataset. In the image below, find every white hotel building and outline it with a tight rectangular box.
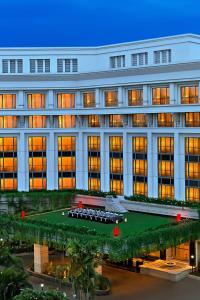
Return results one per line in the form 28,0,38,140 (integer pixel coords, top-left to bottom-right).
0,34,200,202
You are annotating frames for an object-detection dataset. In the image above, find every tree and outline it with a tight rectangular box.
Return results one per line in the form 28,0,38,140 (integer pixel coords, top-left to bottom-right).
13,288,68,300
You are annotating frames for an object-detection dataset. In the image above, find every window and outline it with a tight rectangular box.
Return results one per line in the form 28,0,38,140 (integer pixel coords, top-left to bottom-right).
152,87,169,105
29,157,46,172
185,138,200,155
58,115,76,128
88,115,100,127
57,93,75,108
133,137,147,153
158,184,174,199
0,116,17,128
83,92,95,108
0,137,17,152
2,59,23,73
88,136,101,191
158,113,174,127
28,136,46,152
185,113,200,127
110,136,123,195
28,116,46,128
158,161,174,177
27,94,45,109
110,55,125,68
58,157,76,172
154,49,171,64
110,180,123,195
110,158,123,173
186,187,200,202
0,157,17,172
185,162,200,180
132,114,147,127
88,136,100,151
109,136,123,152
133,182,147,196
88,178,100,191
30,59,50,73
158,137,174,154
105,91,118,107
109,115,123,127
57,59,78,73
128,89,143,106
132,52,148,66
181,86,198,104
88,157,100,172
58,136,76,152
0,94,16,109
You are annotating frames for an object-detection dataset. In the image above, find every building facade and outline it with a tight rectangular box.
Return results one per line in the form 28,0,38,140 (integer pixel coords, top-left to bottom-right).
0,34,200,201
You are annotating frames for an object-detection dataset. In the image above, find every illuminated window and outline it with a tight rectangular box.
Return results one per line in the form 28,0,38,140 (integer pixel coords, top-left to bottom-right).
110,158,123,174
185,113,200,127
0,157,17,172
110,180,123,195
128,89,143,106
88,136,101,191
30,178,46,190
58,115,76,128
83,92,95,108
133,182,147,196
0,137,17,152
29,137,46,152
27,94,45,109
158,184,174,199
152,87,169,105
185,138,200,155
0,94,16,109
88,115,100,127
88,136,100,151
0,178,17,191
58,157,76,172
109,115,123,127
88,178,100,191
158,137,174,154
186,187,200,202
181,86,198,104
110,136,123,152
110,136,123,195
57,93,75,108
158,161,174,177
0,116,17,128
58,136,76,152
186,162,200,180
88,157,100,172
132,137,147,153
59,178,75,190
133,160,147,176
158,113,174,127
105,91,118,107
28,116,46,128
132,114,147,127
29,157,46,172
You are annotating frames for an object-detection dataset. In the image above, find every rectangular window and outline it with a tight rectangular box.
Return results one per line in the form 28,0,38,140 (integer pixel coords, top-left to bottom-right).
185,162,200,180
109,136,123,152
105,91,118,107
0,94,16,109
128,89,143,106
58,115,76,128
57,59,78,73
133,182,147,196
158,113,174,127
158,161,174,177
186,113,200,127
28,116,46,128
83,92,96,108
132,114,147,127
2,59,23,73
88,136,100,151
0,137,17,152
132,52,148,66
158,184,174,199
181,86,198,104
110,136,123,195
88,115,100,127
133,137,147,153
0,116,17,128
88,136,101,191
30,59,50,73
57,93,75,108
88,178,101,191
109,115,123,127
27,94,45,109
186,187,200,202
133,160,147,176
152,87,169,105
185,138,200,155
154,50,171,64
110,55,125,68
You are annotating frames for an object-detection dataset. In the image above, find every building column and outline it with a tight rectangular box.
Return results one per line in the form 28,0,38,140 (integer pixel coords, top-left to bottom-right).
118,87,124,107
143,85,150,106
47,132,56,190
76,132,84,189
95,88,100,108
17,91,24,109
179,134,185,201
34,244,49,274
18,132,28,191
170,83,177,105
83,134,88,189
195,240,200,267
174,133,180,200
48,90,54,109
76,91,82,108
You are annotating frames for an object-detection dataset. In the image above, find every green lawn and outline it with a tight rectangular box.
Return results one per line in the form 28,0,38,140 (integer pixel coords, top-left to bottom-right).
29,210,174,238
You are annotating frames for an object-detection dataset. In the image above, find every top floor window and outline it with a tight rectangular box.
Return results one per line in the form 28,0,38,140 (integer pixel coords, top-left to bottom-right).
132,52,148,66
0,94,16,109
181,86,198,104
154,49,171,64
57,93,75,109
105,91,118,107
110,55,125,69
30,59,50,73
2,59,23,74
83,92,95,108
128,89,143,106
27,94,45,109
57,59,78,73
152,87,169,105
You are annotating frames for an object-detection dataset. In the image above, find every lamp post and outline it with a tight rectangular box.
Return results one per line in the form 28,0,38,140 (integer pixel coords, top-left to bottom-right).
190,255,195,273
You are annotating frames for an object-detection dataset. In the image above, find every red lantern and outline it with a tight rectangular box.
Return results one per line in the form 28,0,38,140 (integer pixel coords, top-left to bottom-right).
21,210,26,220
176,213,181,222
113,226,119,237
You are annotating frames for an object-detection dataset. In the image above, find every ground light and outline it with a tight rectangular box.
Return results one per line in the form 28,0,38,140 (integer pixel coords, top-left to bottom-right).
190,255,195,273
40,283,44,291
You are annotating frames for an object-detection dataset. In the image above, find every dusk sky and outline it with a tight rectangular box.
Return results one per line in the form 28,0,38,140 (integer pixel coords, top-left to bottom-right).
0,0,200,47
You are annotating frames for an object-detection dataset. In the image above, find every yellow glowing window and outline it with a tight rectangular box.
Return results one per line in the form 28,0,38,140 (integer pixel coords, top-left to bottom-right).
0,157,17,172
181,86,198,104
110,158,123,174
58,136,76,152
158,113,174,127
133,182,147,196
105,91,118,107
27,94,45,109
158,161,174,177
158,184,174,199
152,87,169,105
133,160,147,176
185,113,200,127
83,92,95,108
110,179,123,195
186,187,200,202
132,137,147,153
58,157,76,172
29,157,46,172
185,138,200,155
59,177,75,190
28,137,46,152
0,137,17,152
110,136,123,152
185,162,200,179
109,115,123,127
58,115,76,128
88,178,101,191
132,114,147,127
30,178,46,190
88,157,100,172
128,89,143,106
0,94,16,109
0,116,17,128
0,178,17,191
88,136,100,151
158,137,174,154
28,116,46,128
57,93,75,108
88,115,100,127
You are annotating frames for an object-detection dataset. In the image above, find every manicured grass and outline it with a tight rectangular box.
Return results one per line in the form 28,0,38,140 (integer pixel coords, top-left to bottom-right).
29,210,174,238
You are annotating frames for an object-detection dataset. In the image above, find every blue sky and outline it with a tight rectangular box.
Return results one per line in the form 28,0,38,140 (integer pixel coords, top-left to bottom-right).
0,0,200,47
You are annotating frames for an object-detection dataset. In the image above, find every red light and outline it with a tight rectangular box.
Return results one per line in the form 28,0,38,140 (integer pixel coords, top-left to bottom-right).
113,226,119,237
77,201,83,209
21,211,26,220
176,213,181,222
